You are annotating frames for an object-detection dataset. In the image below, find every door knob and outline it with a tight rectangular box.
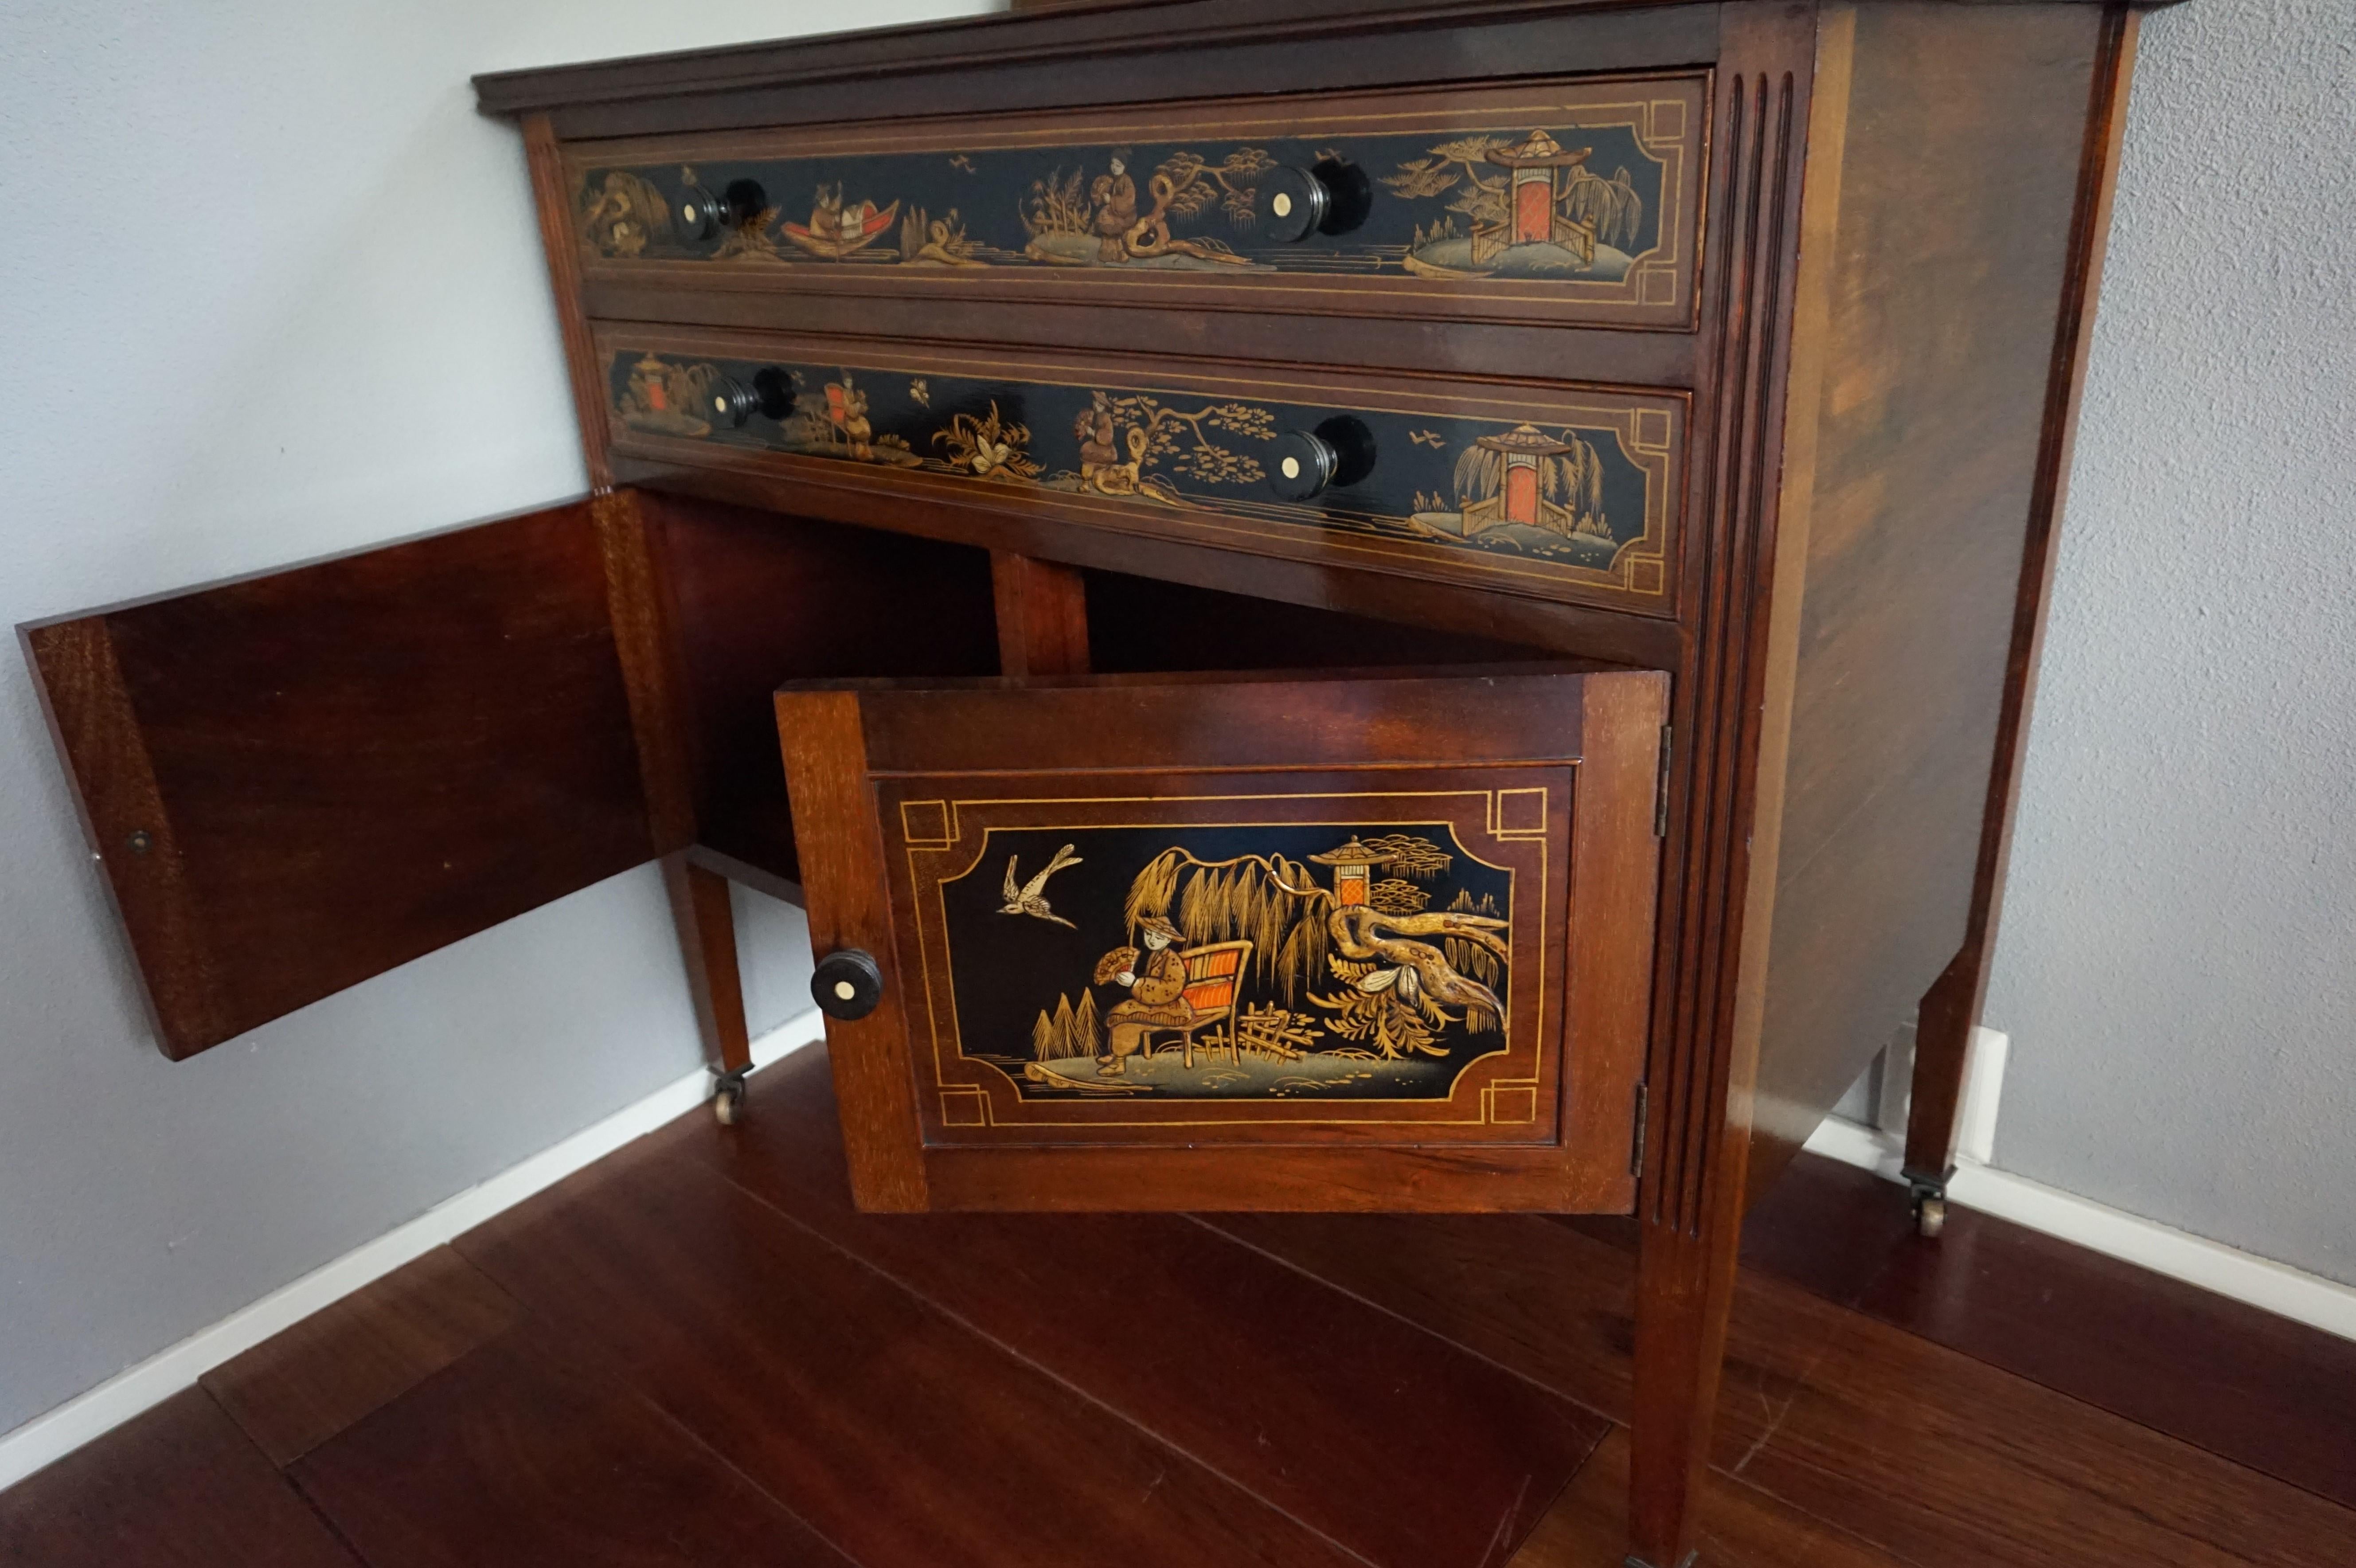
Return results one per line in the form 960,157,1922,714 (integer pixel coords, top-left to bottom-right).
677,177,768,242
1257,159,1373,244
708,367,795,427
811,948,885,1020
1269,415,1376,501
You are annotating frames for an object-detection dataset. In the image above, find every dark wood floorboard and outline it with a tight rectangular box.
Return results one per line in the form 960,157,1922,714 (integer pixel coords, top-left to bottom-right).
0,1387,359,1568
1553,1151,1926,1310
456,1130,1368,1568
1733,1150,2356,1518
14,1054,2356,1568
205,1246,522,1466
1215,1209,2356,1567
1507,1427,1907,1568
290,1327,856,1568
1736,1152,1930,1307
682,1047,1606,1568
1856,1187,2356,1517
1209,1212,1797,1462
1732,1285,2356,1568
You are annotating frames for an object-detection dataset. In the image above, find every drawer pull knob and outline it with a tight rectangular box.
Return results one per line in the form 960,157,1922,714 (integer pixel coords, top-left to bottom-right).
811,949,886,1021
1270,416,1376,501
678,178,770,242
708,366,796,427
1258,159,1372,244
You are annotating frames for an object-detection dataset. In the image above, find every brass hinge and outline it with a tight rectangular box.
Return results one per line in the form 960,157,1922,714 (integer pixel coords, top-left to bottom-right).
1630,1081,1649,1175
1653,725,1673,838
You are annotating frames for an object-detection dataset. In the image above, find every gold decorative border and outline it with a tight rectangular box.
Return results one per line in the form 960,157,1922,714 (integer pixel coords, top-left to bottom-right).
899,798,955,848
1482,1081,1543,1126
1491,787,1551,840
938,1085,991,1128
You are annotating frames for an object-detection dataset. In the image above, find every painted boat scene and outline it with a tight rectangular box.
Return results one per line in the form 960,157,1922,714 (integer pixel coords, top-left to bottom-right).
780,185,900,258
937,822,1519,1101
574,108,1679,286
608,349,1668,582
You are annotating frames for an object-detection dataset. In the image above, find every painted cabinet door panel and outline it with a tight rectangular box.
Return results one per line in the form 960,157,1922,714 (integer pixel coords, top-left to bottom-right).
777,668,1664,1215
565,76,1709,330
599,326,1687,619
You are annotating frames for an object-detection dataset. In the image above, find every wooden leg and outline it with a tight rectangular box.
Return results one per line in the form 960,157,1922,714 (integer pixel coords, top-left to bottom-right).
1904,950,1975,1212
661,852,752,1082
1628,1203,1742,1568
1620,4,1821,1555
990,551,1090,677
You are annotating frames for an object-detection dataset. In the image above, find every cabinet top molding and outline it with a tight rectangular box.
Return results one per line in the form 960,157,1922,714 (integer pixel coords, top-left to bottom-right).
472,0,2183,121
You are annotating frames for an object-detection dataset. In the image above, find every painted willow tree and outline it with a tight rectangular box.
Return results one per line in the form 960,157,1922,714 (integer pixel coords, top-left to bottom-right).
1121,835,1509,1059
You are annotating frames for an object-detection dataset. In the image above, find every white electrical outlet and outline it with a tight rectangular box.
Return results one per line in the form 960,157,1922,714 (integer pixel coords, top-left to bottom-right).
1956,1026,2009,1166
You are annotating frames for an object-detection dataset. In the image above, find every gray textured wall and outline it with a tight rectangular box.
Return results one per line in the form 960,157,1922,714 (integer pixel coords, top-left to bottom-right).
0,0,986,1443
1983,0,2356,1286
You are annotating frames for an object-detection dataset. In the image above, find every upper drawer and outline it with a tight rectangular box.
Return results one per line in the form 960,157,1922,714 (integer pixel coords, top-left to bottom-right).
564,74,1709,332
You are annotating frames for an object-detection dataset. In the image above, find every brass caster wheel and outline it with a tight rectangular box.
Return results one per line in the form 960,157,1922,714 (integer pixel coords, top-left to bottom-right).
712,1071,748,1126
1916,1195,1947,1239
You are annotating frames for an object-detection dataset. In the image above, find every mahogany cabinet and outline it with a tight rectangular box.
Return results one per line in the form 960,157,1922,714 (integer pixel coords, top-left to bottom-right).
19,2,2179,1562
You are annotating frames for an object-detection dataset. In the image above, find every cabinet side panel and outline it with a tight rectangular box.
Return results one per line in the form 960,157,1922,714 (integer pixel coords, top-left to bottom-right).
645,493,1001,885
1749,2,2108,1186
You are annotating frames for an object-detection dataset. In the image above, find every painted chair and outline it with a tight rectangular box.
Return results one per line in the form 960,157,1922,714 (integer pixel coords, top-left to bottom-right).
1140,939,1252,1069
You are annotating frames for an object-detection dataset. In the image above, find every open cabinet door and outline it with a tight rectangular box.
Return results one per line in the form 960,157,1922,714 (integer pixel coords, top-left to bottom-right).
20,500,663,1059
778,668,1665,1215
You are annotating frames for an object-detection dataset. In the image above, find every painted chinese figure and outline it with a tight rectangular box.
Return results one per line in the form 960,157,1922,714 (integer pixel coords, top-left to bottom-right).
1095,915,1196,1075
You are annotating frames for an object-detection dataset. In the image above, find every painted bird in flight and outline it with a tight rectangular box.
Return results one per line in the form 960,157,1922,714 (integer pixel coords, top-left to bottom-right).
999,844,1082,928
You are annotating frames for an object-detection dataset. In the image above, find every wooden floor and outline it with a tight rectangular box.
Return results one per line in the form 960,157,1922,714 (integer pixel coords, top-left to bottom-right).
7,1046,2354,1567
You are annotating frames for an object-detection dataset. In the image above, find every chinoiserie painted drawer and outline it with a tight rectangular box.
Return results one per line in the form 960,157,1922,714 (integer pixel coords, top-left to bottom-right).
564,75,1708,332
596,326,1688,618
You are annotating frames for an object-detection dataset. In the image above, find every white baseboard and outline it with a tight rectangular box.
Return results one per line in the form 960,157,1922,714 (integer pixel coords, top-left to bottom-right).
0,1010,827,1495
1803,1114,2356,1346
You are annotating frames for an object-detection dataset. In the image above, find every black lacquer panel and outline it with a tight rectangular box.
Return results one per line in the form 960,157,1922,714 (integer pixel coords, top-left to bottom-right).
942,821,1516,1102
877,770,1574,1144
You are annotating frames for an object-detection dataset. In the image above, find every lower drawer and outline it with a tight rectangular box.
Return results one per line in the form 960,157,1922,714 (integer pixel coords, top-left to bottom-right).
597,326,1685,618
